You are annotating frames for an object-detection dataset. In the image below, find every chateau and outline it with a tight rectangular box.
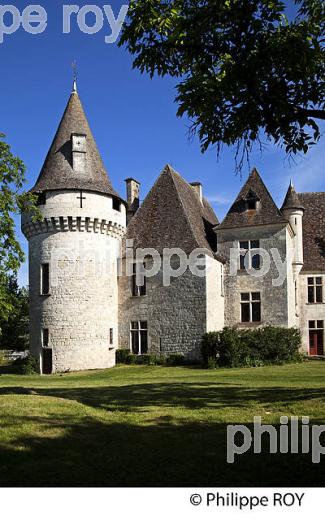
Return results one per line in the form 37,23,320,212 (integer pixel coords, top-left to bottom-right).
22,85,325,374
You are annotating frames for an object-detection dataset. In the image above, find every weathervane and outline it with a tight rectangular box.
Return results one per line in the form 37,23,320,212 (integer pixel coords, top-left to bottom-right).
72,60,78,92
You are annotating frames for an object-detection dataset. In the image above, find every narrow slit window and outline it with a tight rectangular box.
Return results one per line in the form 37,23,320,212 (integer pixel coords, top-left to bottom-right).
41,264,50,295
109,328,113,345
132,262,147,297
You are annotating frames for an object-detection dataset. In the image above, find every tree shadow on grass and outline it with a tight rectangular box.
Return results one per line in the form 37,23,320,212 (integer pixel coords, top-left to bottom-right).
0,382,325,487
0,411,324,487
0,383,324,412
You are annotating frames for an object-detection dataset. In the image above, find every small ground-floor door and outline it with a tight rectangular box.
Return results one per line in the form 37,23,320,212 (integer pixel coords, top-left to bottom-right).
309,321,324,356
42,348,53,374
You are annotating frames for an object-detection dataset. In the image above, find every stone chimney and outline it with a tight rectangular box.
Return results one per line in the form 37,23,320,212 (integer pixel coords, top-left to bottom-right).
190,182,203,203
125,178,140,223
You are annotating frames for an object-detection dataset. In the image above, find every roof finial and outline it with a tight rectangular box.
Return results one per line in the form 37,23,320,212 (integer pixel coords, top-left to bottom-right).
290,178,294,189
71,60,78,93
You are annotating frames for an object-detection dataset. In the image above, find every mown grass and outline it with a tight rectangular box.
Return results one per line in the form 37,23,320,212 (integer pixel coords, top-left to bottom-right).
0,361,324,486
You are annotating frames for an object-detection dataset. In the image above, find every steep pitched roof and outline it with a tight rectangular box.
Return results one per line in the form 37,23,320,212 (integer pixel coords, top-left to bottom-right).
125,165,219,254
218,168,287,230
281,182,305,211
300,192,325,272
31,87,122,198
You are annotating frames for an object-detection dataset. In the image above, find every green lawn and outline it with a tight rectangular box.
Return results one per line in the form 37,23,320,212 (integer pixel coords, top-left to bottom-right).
0,361,324,487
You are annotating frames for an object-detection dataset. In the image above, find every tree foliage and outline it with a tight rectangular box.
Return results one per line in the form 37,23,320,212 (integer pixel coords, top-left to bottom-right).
0,133,38,320
0,276,29,351
120,0,325,170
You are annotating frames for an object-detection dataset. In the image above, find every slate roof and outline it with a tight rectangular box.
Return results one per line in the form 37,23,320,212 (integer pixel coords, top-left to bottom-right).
299,192,325,273
217,168,287,230
281,182,305,211
125,165,219,254
31,87,122,199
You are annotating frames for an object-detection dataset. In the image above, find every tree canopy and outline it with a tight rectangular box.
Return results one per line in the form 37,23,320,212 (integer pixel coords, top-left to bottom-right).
120,0,325,170
0,133,38,321
0,276,29,351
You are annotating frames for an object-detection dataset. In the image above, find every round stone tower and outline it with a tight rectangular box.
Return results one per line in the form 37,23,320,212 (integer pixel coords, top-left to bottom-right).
22,82,126,374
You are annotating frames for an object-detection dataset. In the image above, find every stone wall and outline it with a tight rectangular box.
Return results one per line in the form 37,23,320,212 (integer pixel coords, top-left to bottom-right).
217,224,294,328
23,189,126,373
118,255,224,360
298,273,325,355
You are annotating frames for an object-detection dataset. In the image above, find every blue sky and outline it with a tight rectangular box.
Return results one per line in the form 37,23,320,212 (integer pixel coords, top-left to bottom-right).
0,0,324,286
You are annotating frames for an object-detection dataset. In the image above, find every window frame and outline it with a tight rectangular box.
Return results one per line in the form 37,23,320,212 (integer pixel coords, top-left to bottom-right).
307,277,323,304
239,240,261,271
42,328,49,348
130,321,148,355
240,292,261,323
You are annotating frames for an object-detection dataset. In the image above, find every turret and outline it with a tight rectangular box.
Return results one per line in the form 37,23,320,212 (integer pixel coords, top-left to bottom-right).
22,82,126,373
281,180,305,275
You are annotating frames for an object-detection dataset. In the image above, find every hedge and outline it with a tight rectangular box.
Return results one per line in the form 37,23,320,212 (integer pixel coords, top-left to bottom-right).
201,326,302,368
116,350,186,366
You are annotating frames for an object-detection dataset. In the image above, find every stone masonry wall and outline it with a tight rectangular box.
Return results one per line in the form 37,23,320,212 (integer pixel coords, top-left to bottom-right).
118,255,224,360
217,224,293,328
24,190,126,373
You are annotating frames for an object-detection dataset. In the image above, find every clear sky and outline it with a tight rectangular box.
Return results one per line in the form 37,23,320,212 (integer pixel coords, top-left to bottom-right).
0,0,324,286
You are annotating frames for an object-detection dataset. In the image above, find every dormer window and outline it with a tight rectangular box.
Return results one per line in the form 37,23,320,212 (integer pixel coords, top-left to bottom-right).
247,199,257,210
244,189,260,211
71,133,87,172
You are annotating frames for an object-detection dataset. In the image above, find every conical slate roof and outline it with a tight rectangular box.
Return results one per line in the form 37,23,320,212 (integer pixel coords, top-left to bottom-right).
281,182,305,211
218,168,287,229
125,165,219,254
31,85,122,198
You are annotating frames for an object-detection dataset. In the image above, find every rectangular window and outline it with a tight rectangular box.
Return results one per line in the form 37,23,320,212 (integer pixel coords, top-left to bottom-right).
112,198,121,212
130,321,148,355
109,328,113,345
40,263,50,295
241,292,261,323
239,240,261,270
132,262,146,297
42,328,49,347
307,277,323,303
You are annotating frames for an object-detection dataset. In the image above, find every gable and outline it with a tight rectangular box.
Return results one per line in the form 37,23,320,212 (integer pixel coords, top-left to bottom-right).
218,168,287,230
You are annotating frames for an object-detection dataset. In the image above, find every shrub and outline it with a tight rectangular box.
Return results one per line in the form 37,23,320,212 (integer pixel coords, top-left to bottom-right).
12,355,39,375
116,349,132,364
165,354,186,366
115,350,187,366
201,327,302,368
135,354,162,365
